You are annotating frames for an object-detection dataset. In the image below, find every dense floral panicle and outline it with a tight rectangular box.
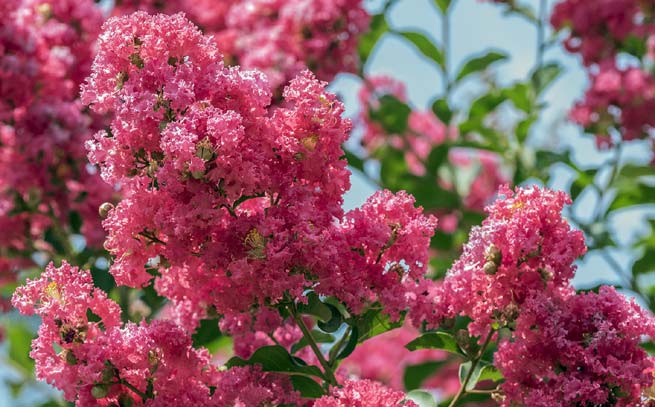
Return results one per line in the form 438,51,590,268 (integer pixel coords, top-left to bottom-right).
112,0,369,89
570,61,655,143
551,0,650,65
314,379,418,407
84,12,434,333
309,190,438,317
435,185,586,334
212,365,301,407
496,286,655,407
112,0,237,32
11,262,237,406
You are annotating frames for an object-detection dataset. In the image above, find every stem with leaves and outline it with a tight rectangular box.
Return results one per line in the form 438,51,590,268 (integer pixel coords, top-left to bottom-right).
532,0,548,92
448,329,495,407
287,304,339,387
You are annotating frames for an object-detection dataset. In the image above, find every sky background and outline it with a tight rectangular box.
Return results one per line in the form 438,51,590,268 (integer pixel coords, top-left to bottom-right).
2,0,653,404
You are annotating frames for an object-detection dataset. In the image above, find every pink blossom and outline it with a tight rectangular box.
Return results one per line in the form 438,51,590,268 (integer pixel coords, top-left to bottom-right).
314,379,418,407
496,286,655,407
435,185,586,335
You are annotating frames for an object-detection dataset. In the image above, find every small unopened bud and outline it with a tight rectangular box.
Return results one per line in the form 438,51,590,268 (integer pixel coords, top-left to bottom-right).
455,329,470,350
91,384,109,399
148,349,159,366
99,202,114,219
491,390,506,404
101,363,116,382
36,3,52,19
195,139,215,161
115,71,129,91
300,134,319,152
484,244,502,265
539,267,553,282
483,261,497,275
503,303,520,322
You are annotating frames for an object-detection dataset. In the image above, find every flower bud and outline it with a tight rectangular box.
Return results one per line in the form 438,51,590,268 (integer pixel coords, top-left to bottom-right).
484,244,502,265
99,202,114,219
91,384,109,399
483,261,497,275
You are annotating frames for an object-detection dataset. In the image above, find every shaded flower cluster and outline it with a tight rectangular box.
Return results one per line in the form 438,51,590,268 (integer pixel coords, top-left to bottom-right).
427,185,655,406
113,0,369,89
552,0,655,153
496,286,655,407
313,379,418,407
12,261,300,406
0,0,114,285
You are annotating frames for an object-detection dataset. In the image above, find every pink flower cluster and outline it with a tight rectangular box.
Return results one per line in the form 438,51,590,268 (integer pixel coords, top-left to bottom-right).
358,76,508,218
82,12,437,333
313,379,418,407
435,185,586,335
427,185,655,405
570,61,655,145
113,0,369,89
496,287,655,407
551,0,652,66
12,261,300,406
552,0,655,151
0,0,114,276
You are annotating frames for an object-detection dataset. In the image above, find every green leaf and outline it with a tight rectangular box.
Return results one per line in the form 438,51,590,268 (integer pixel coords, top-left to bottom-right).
192,319,222,348
69,210,83,234
633,247,655,276
369,95,412,134
7,323,35,373
298,292,333,322
621,34,647,59
399,31,444,69
317,303,345,333
458,362,502,392
227,345,325,379
405,389,438,407
290,375,325,398
431,98,452,124
478,364,503,384
425,144,450,175
332,326,359,361
531,62,563,94
458,361,481,392
432,0,452,14
516,116,536,143
619,164,655,178
456,51,508,82
503,83,533,113
404,361,446,391
343,149,365,173
291,331,335,354
359,14,388,63
354,308,402,343
405,332,463,356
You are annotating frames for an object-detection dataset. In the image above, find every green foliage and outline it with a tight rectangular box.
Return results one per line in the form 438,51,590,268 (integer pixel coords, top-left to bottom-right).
456,51,508,82
399,31,445,70
405,331,464,356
